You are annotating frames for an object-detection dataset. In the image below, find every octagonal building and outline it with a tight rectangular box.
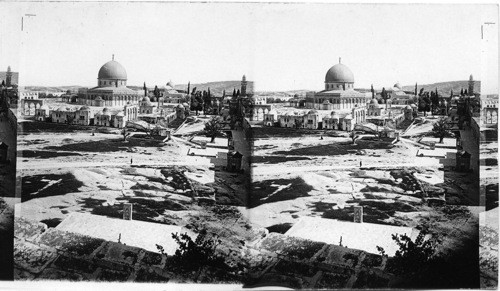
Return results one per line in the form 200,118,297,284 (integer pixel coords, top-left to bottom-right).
78,56,139,107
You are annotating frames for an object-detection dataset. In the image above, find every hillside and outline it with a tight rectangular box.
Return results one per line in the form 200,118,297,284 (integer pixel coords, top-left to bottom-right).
402,80,481,96
24,85,84,92
173,80,253,96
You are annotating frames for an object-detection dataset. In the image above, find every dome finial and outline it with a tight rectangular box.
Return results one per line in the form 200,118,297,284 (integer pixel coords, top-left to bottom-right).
339,57,341,64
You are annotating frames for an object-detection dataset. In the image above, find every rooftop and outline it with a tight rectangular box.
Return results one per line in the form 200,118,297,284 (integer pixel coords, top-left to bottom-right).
285,216,418,256
56,212,196,254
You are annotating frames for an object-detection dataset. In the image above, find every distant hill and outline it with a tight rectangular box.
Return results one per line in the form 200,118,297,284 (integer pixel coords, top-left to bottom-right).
0,71,19,85
173,81,253,96
24,85,84,92
402,80,481,96
255,90,311,97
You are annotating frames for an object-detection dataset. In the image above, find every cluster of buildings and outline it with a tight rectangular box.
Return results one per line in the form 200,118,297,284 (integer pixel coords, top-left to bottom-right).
24,57,189,129
251,59,417,131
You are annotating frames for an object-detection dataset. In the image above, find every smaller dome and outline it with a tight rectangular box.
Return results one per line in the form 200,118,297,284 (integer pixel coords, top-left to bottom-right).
394,82,402,89
370,98,379,105
142,96,150,102
80,106,91,111
323,100,330,104
103,107,109,112
308,110,318,115
95,96,103,101
176,104,184,109
166,81,174,87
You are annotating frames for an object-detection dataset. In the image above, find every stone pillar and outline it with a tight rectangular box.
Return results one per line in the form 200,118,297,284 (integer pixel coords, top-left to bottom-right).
123,203,133,220
353,206,363,223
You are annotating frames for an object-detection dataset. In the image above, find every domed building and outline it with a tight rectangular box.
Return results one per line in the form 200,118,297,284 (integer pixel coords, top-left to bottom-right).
78,56,140,107
305,58,367,112
300,58,366,129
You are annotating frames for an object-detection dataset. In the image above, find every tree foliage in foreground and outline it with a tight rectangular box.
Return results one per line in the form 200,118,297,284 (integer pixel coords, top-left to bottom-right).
377,231,437,275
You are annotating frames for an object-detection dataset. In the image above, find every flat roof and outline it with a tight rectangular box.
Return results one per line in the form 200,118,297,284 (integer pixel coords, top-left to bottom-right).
56,212,196,254
285,216,417,256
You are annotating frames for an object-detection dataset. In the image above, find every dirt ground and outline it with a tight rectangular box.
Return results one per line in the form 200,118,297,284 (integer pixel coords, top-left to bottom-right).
249,120,481,286
16,118,252,265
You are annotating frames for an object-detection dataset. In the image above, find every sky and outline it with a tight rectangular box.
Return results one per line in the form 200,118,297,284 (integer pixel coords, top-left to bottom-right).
0,2,498,94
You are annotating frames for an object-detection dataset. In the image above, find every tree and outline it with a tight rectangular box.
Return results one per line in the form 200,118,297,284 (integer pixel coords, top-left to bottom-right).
377,231,437,276
460,88,464,96
204,116,223,142
157,229,233,282
432,117,451,143
232,88,236,98
187,81,190,96
371,84,375,99
464,89,468,96
414,83,418,96
154,85,160,98
430,90,439,115
143,82,147,97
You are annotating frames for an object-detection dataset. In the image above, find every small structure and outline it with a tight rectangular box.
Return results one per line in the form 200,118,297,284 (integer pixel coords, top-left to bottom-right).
0,142,8,163
123,203,133,220
456,150,471,172
35,104,50,121
353,206,363,223
226,151,243,172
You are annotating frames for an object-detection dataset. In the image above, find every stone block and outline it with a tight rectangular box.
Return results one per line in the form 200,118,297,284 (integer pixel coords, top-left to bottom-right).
37,228,105,257
14,217,47,241
14,240,58,274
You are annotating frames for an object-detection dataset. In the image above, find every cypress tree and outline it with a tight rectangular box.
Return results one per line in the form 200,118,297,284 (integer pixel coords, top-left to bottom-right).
371,84,374,99
187,81,190,95
415,83,418,96
232,88,236,97
143,82,147,97
460,88,464,96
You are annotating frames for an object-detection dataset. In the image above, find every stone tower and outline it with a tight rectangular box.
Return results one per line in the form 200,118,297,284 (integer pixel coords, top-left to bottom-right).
468,74,474,96
241,75,247,97
5,66,12,87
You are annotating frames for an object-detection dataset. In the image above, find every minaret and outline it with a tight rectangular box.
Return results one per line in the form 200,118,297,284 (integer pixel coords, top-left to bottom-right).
241,75,247,97
468,74,474,96
6,66,12,87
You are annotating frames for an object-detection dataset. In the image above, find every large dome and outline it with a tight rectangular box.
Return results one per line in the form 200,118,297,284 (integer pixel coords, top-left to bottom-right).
98,60,127,80
325,63,354,83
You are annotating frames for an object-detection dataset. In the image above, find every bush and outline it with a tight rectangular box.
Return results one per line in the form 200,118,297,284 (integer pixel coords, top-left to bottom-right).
378,231,437,275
